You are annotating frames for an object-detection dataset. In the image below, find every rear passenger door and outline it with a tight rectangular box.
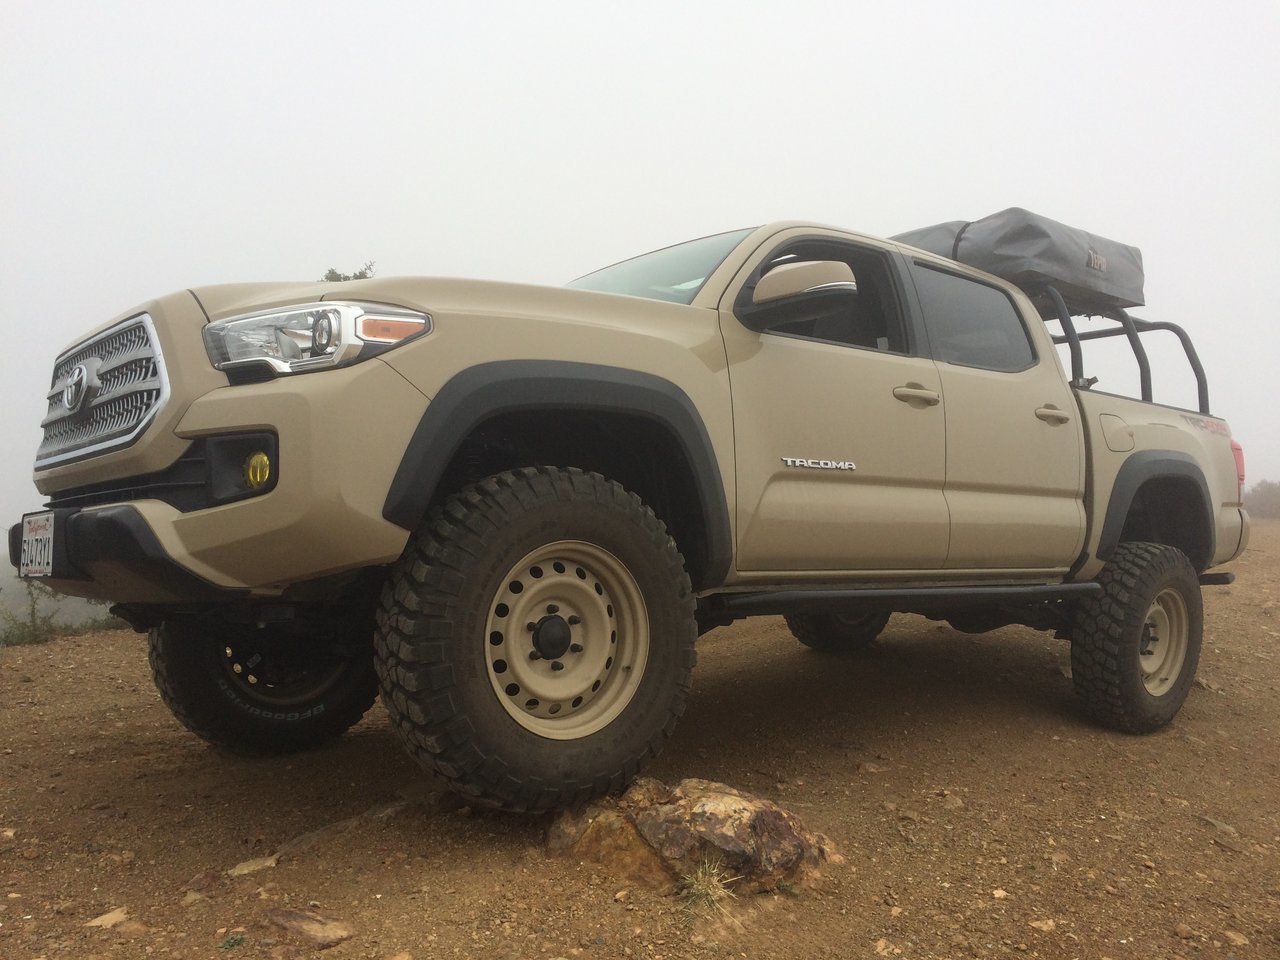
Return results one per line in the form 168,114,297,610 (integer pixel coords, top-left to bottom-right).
905,260,1086,570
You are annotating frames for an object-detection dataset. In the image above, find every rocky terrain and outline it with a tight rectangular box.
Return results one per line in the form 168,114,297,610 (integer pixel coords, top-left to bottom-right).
2,523,1277,959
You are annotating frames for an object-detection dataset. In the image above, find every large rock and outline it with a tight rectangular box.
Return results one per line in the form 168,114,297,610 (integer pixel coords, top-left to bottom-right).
548,778,842,894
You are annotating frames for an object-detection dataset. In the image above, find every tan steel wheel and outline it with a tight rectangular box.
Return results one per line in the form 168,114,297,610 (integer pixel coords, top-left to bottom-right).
1071,542,1204,733
1139,586,1189,697
484,540,649,740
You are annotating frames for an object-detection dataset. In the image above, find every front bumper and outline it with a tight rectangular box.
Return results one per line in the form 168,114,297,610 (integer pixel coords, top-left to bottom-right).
16,354,429,604
9,505,239,604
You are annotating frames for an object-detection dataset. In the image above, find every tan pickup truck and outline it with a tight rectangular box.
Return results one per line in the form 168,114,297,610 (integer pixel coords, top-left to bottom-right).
11,208,1249,811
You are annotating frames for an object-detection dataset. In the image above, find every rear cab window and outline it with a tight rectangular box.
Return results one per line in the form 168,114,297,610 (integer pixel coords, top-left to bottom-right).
909,263,1036,372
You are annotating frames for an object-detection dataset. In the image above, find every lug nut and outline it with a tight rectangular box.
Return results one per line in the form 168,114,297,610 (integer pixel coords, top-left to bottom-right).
526,622,537,632
570,643,584,653
567,615,582,625
546,604,559,614
551,661,564,672
529,651,541,661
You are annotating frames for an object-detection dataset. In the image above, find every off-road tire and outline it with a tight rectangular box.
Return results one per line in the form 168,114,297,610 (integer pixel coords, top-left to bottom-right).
1070,541,1203,733
149,618,379,755
785,611,891,652
375,467,697,813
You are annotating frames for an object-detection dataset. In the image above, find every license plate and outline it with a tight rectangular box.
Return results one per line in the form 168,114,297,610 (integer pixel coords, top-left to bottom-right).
20,511,54,577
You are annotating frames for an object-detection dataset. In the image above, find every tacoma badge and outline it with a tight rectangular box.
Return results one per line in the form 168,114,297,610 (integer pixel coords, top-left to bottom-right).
781,457,856,471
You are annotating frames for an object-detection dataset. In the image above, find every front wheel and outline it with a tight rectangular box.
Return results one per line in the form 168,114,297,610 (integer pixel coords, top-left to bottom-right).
149,616,379,755
1070,542,1203,733
375,467,697,812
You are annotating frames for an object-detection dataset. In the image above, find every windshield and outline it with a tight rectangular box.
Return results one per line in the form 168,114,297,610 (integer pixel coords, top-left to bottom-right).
567,228,755,304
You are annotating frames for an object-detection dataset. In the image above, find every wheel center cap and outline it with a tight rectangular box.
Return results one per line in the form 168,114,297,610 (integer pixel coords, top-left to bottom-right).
533,615,573,660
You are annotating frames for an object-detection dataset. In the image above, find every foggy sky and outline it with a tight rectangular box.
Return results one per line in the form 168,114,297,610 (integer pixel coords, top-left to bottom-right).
3,0,1278,532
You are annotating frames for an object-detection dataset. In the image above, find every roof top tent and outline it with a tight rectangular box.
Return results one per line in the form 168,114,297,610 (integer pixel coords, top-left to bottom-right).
892,207,1209,415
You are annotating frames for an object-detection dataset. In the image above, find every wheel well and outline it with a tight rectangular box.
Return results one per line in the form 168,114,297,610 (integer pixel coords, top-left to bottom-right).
1117,477,1212,570
431,410,717,589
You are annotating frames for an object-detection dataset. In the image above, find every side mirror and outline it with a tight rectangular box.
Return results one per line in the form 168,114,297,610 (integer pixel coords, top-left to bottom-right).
736,260,858,332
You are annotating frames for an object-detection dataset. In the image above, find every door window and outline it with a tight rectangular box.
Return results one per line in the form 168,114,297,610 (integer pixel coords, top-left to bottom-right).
911,264,1035,372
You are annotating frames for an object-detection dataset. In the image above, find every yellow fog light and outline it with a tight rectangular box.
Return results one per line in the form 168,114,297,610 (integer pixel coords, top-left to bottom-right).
244,451,272,489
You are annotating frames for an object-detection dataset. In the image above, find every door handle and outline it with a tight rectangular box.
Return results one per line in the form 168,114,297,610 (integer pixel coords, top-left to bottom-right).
1035,405,1072,424
893,385,941,406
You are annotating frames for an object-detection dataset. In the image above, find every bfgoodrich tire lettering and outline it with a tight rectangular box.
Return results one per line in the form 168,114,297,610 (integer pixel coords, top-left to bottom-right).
1070,541,1203,733
374,467,697,813
149,618,378,755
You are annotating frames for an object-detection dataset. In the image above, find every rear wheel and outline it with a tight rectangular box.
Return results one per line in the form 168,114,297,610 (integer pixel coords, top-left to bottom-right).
375,467,697,812
785,611,890,653
1070,542,1203,733
149,616,378,755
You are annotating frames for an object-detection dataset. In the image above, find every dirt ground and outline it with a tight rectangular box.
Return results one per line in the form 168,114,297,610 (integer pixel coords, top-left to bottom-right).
2,524,1277,960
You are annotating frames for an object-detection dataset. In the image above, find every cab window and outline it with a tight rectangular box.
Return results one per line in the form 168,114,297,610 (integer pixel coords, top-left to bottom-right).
910,263,1035,372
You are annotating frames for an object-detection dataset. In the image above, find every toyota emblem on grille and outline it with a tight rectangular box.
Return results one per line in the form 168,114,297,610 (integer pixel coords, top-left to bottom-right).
63,364,90,413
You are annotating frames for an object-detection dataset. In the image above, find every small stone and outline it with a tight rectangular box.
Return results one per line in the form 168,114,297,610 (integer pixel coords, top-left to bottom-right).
184,870,222,893
1028,919,1055,932
228,854,279,876
181,891,205,906
992,889,1009,899
265,908,352,948
115,920,148,938
386,953,414,960
613,889,629,902
86,907,129,929
943,794,965,810
1223,930,1249,946
1198,816,1239,836
1174,922,1196,939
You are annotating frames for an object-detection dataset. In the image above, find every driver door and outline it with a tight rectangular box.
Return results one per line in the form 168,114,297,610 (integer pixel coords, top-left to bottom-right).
719,230,950,573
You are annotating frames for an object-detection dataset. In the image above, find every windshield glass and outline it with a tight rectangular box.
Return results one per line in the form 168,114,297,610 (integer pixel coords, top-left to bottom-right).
567,228,755,304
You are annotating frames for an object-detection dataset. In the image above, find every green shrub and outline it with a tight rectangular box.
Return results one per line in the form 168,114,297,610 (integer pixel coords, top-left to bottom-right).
0,580,64,647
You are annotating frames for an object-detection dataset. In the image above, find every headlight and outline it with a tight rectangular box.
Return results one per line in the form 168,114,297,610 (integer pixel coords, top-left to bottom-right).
203,301,431,378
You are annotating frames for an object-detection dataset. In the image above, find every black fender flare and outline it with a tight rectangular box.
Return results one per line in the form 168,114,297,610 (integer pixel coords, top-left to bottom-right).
382,360,732,588
1096,450,1214,568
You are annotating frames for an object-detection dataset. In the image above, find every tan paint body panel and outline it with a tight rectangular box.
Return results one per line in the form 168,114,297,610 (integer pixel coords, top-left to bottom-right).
1072,391,1248,580
24,220,1247,604
932,358,1086,569
716,228,951,574
372,277,739,553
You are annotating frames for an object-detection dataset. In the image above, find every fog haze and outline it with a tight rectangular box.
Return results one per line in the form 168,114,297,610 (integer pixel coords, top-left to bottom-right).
3,0,1277,533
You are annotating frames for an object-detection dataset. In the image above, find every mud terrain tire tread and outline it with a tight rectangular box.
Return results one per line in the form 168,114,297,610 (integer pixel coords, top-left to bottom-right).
149,620,378,755
1070,541,1203,733
785,611,891,652
374,466,697,813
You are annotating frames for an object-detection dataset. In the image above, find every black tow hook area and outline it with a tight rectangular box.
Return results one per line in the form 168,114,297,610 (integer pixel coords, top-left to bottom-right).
1198,571,1235,586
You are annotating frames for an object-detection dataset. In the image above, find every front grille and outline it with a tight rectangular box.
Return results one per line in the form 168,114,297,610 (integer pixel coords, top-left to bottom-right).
36,314,170,468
